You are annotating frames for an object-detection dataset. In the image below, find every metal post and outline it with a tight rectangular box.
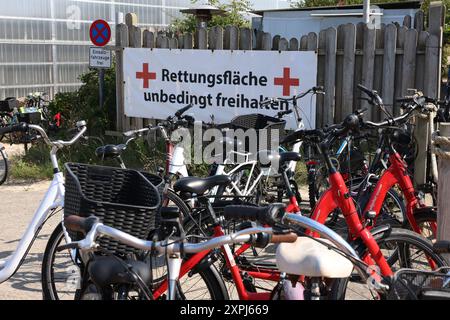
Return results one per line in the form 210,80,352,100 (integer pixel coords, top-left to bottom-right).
99,69,104,110
363,0,371,24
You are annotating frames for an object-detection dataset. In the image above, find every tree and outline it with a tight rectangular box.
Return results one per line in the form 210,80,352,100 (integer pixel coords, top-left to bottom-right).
169,0,252,33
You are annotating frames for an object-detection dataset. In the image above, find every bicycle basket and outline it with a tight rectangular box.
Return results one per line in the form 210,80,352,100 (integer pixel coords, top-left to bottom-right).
229,114,286,151
387,267,450,300
64,163,161,256
0,98,19,112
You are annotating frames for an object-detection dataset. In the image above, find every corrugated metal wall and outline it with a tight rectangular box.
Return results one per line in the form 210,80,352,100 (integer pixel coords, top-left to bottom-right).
0,0,191,99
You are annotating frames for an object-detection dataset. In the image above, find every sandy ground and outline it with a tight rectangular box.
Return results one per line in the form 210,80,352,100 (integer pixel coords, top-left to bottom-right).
0,179,59,300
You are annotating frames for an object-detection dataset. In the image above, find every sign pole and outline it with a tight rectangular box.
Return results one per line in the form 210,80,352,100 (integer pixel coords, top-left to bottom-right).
99,68,105,110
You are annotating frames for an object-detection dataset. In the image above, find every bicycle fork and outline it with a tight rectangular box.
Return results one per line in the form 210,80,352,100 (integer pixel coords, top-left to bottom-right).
166,252,182,300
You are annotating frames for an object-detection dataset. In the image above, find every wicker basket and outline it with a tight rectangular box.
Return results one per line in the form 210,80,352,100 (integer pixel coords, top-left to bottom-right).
64,163,161,256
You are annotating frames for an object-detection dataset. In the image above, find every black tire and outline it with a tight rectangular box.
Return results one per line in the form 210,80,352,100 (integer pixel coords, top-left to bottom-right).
408,209,437,241
0,146,8,185
42,191,229,300
329,228,447,300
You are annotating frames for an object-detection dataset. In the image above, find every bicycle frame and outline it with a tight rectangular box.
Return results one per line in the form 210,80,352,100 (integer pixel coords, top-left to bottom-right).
363,152,437,235
309,171,394,277
0,150,65,283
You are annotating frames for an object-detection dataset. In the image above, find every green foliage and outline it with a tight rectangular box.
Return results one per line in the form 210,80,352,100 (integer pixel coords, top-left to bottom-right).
169,0,252,34
48,64,116,136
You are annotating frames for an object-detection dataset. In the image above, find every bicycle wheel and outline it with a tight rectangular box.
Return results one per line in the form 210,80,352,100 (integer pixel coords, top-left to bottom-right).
329,228,447,300
0,145,8,185
42,191,228,300
215,163,263,205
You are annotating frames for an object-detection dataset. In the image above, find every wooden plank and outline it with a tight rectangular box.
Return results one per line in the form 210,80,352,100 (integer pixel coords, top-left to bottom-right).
272,35,280,50
381,23,397,116
195,27,207,49
183,33,193,49
224,26,238,50
239,28,252,50
299,35,308,50
403,15,412,28
289,37,299,51
393,26,406,116
415,31,429,92
168,37,178,49
255,30,264,50
115,23,128,132
401,29,418,98
353,22,364,111
414,10,424,31
324,27,337,124
125,13,137,28
209,26,223,50
372,24,385,121
335,25,345,122
261,32,272,50
156,34,169,48
437,123,450,252
143,30,155,48
128,25,143,129
278,38,288,51
427,2,444,98
307,32,318,51
340,23,356,122
424,34,440,99
360,25,376,120
316,30,326,127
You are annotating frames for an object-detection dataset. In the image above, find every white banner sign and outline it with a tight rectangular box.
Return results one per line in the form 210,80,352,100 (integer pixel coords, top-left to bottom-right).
124,48,317,129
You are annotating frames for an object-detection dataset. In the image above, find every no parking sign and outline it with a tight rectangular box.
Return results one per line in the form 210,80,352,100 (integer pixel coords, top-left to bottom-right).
89,19,111,47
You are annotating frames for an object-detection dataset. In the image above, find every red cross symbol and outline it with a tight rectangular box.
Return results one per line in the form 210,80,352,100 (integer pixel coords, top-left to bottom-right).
136,63,156,88
274,67,299,96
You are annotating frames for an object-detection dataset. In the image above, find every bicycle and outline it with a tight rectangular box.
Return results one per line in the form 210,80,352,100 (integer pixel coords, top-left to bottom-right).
281,105,447,299
0,142,8,185
61,199,447,300
0,120,87,286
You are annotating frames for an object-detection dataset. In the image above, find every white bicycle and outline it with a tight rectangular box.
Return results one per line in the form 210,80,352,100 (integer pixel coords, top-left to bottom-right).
0,121,87,292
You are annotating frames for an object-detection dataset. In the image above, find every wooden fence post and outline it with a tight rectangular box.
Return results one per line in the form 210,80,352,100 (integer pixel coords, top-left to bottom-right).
437,124,450,257
324,27,337,124
115,23,128,132
382,24,397,117
360,25,376,120
128,22,144,130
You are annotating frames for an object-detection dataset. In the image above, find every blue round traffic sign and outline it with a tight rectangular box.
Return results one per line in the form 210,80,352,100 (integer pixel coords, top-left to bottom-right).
89,19,111,47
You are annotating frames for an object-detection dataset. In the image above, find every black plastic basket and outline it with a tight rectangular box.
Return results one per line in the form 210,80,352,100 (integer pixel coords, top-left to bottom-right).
64,163,161,256
228,114,286,152
0,98,19,112
387,267,450,300
17,111,41,124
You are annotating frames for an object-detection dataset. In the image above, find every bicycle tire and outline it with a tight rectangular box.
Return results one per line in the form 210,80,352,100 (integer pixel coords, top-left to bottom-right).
329,228,447,300
0,146,8,185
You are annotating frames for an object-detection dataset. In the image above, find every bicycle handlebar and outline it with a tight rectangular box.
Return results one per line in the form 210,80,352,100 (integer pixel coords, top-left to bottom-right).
0,121,87,148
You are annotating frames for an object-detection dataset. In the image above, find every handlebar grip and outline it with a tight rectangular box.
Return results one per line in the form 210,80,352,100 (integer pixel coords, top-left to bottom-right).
277,109,293,118
0,122,28,136
313,86,324,93
357,84,375,97
270,232,298,243
64,215,99,234
433,241,450,254
175,104,193,117
223,203,286,226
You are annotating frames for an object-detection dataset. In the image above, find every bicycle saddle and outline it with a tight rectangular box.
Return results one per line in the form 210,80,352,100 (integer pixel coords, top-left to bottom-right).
276,237,353,278
173,175,231,196
95,144,126,159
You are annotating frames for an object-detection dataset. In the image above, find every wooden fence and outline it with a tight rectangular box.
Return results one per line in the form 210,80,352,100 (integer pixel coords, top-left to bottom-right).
114,2,445,132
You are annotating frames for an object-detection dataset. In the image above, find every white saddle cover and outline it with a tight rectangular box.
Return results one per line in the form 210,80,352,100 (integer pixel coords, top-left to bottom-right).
276,237,354,278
